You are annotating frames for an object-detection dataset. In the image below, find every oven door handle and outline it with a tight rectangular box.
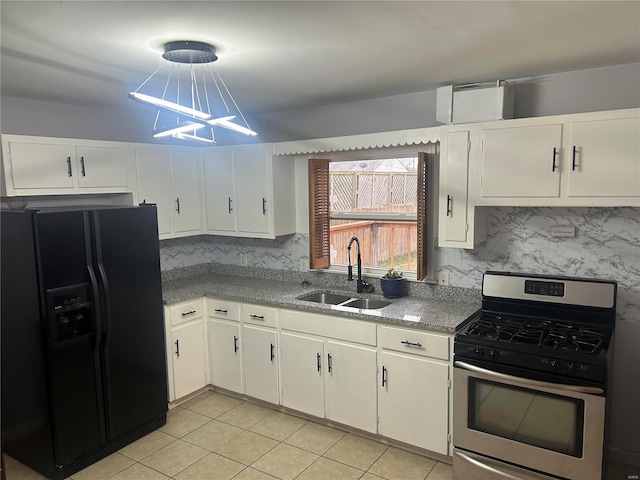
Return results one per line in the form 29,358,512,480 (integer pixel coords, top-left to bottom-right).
454,361,604,394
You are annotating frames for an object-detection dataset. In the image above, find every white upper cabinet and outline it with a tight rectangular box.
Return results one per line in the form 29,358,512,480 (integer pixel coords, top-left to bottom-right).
477,108,639,207
135,148,203,239
567,115,640,198
75,145,128,189
1,135,129,196
438,126,487,249
202,143,295,239
481,123,563,198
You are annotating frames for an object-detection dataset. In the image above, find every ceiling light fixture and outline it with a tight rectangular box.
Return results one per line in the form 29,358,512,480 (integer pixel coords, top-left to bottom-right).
129,40,257,144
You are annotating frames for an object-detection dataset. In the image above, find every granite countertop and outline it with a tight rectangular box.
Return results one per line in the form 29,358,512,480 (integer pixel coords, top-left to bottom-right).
162,273,480,334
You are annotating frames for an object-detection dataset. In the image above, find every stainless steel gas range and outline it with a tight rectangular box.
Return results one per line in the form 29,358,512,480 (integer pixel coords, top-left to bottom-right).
453,271,616,480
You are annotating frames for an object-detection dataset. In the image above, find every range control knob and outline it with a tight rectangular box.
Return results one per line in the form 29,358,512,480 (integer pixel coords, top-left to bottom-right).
489,350,499,360
549,360,561,372
566,363,576,374
473,347,484,358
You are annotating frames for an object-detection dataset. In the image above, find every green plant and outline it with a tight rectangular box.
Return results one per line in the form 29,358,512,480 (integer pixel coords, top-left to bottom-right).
382,268,404,280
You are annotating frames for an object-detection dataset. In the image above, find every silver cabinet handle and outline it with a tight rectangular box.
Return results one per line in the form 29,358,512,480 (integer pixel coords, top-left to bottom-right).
249,314,265,320
446,195,452,217
67,157,73,177
454,361,604,394
175,197,181,214
572,145,578,171
233,335,239,353
174,339,180,357
262,197,267,215
552,147,558,172
317,353,321,372
228,197,233,213
327,353,333,373
381,365,387,387
401,340,423,348
214,308,228,313
181,310,196,317
80,156,86,176
270,343,275,362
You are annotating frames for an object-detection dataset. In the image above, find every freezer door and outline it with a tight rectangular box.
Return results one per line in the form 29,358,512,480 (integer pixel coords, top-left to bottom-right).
33,210,105,464
92,206,168,440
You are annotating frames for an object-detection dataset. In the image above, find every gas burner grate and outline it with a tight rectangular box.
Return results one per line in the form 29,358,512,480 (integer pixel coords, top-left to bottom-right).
463,313,608,355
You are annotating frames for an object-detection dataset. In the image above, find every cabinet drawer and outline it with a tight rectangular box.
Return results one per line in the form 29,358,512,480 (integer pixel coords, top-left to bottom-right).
378,325,450,361
241,303,277,328
207,298,240,321
169,299,204,327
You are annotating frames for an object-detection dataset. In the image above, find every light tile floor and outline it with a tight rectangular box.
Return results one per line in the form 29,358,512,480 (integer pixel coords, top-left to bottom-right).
5,390,452,480
4,390,638,480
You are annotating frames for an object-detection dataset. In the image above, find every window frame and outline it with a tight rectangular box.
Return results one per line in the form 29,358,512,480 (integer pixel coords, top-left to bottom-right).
308,146,437,281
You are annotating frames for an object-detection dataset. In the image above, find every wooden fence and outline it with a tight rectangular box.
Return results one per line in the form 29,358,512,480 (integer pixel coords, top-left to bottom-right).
331,220,417,270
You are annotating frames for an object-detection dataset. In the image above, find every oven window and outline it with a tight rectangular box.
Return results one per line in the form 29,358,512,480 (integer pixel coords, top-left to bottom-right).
468,379,585,457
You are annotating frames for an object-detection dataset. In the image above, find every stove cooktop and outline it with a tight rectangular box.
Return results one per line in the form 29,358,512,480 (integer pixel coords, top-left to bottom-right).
461,312,610,356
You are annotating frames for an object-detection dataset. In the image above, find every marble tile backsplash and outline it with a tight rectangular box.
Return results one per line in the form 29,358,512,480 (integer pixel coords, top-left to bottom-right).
159,207,639,322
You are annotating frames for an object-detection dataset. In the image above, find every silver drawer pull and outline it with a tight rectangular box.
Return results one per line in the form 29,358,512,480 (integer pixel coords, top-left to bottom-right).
214,308,228,313
401,340,423,348
249,314,265,319
181,310,197,317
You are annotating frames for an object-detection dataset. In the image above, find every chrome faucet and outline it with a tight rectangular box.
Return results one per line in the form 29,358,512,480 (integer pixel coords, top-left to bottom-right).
347,236,373,293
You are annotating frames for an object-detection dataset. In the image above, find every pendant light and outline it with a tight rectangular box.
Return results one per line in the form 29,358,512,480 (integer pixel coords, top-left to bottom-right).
129,40,257,143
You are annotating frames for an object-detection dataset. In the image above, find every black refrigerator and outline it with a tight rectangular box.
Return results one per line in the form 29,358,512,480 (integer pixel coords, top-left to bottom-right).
1,205,168,479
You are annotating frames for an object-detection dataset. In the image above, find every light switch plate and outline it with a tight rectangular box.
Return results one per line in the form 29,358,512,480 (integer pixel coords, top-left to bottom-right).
550,226,576,238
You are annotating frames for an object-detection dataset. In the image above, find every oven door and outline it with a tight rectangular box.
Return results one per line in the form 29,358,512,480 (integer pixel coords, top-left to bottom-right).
453,361,605,480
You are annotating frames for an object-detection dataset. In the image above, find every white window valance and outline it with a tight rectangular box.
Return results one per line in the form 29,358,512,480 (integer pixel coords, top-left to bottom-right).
272,126,442,156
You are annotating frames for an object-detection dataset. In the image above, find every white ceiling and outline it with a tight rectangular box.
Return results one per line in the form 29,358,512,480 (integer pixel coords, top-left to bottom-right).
1,1,639,117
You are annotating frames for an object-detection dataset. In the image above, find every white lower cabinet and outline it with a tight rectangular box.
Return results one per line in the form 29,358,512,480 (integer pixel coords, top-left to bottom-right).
200,300,451,454
209,319,242,394
377,325,451,455
279,309,378,433
165,299,207,402
279,332,325,418
171,321,207,400
325,340,377,433
243,326,279,404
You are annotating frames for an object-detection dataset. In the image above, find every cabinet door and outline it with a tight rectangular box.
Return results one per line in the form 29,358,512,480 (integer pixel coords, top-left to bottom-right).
75,145,128,189
482,123,563,198
279,332,324,418
171,320,206,400
136,149,173,236
243,326,278,404
8,141,75,190
325,341,377,433
378,351,449,455
202,150,237,233
440,130,470,243
209,319,242,393
567,116,640,197
171,150,203,234
234,147,271,235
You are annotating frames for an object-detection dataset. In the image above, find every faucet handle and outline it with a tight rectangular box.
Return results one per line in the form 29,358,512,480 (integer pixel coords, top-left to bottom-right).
361,281,375,293
347,265,354,281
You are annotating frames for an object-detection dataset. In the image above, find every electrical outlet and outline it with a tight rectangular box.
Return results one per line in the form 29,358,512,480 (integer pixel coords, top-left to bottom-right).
438,271,450,286
299,259,308,271
240,254,248,266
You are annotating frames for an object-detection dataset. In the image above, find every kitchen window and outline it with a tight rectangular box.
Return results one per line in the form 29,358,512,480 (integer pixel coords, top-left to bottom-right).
309,148,436,281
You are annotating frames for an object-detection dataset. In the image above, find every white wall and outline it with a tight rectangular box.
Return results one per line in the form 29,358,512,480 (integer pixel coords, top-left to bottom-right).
2,62,639,144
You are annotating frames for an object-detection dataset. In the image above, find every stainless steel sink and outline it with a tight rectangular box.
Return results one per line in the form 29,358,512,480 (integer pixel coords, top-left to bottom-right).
296,292,352,305
297,291,391,310
341,298,391,309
